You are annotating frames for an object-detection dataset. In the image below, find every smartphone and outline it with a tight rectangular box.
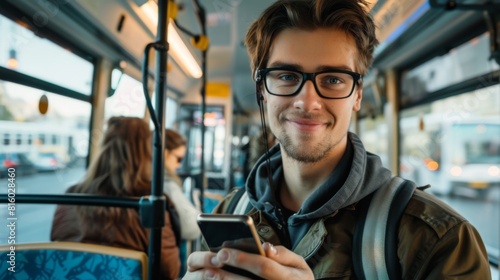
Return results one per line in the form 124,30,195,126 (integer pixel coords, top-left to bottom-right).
197,214,265,279
197,214,264,255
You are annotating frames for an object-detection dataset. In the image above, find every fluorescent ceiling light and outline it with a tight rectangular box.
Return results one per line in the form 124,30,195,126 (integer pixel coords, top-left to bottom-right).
141,0,202,78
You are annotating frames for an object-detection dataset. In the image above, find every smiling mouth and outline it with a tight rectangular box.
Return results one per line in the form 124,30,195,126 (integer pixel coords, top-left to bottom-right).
287,119,325,132
291,119,323,125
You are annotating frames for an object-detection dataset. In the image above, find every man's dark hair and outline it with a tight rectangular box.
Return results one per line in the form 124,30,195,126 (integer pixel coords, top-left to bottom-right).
245,0,379,76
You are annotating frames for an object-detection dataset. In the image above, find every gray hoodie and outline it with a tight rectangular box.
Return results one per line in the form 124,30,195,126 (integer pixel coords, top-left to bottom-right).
244,132,392,249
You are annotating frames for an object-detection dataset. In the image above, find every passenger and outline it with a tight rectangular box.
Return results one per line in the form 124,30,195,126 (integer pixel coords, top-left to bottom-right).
163,128,201,241
51,116,180,280
184,0,491,279
163,128,201,277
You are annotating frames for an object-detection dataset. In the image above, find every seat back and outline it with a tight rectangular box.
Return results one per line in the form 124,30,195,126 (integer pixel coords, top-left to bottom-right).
0,242,147,280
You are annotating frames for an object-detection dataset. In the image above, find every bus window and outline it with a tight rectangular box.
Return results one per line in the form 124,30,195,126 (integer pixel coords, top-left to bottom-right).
105,73,146,119
0,14,93,95
0,82,91,243
0,82,91,179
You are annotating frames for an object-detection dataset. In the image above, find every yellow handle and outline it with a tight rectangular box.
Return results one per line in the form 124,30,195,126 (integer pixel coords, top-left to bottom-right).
191,35,210,51
168,0,178,19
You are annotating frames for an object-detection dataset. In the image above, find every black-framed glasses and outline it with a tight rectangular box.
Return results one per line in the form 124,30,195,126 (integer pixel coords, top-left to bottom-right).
176,156,183,164
174,155,184,164
168,152,184,164
256,67,362,99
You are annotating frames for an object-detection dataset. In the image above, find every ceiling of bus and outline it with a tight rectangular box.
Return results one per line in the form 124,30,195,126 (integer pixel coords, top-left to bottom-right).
2,0,384,116
175,0,276,114
176,0,380,114
3,0,492,117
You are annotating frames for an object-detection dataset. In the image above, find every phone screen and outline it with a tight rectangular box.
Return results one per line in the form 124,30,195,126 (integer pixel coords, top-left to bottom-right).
197,214,264,255
197,214,265,279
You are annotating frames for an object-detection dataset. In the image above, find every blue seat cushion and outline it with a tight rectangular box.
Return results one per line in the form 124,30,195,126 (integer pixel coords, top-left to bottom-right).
0,249,143,280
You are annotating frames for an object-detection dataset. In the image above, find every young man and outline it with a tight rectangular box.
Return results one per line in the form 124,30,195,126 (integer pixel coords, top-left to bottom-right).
184,0,491,279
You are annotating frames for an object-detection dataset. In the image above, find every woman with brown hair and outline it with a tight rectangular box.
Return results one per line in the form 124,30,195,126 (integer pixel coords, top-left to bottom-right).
163,129,201,278
51,116,180,280
163,129,201,241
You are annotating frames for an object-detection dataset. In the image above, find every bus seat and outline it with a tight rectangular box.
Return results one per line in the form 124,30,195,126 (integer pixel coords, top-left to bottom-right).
0,242,147,280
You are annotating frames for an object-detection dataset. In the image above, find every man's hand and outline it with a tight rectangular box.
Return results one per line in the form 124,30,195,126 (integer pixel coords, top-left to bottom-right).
183,242,314,280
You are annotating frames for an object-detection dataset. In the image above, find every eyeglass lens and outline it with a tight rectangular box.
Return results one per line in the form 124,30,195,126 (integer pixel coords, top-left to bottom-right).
265,69,355,98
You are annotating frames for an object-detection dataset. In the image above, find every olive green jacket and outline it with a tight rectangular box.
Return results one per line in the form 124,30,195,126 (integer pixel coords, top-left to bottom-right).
215,187,490,279
213,133,490,279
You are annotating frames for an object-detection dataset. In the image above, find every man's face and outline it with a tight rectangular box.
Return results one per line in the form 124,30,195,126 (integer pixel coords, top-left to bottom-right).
263,28,362,163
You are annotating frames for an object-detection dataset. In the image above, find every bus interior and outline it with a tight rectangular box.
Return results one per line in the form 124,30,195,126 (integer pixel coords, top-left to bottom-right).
0,0,499,278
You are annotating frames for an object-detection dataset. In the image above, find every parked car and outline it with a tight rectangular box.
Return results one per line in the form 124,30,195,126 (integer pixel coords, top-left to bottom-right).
33,152,66,172
0,152,37,178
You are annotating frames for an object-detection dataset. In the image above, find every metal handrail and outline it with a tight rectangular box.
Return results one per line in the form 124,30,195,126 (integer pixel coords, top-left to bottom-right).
0,193,140,208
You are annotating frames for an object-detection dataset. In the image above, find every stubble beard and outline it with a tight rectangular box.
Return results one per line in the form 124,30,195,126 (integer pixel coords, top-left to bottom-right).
278,132,334,163
272,110,342,163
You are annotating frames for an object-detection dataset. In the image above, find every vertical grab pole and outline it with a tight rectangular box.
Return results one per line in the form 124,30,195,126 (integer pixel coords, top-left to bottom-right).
193,0,207,212
199,50,206,211
148,0,169,278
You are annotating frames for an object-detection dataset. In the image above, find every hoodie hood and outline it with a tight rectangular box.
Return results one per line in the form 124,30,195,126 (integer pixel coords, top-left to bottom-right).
245,132,392,225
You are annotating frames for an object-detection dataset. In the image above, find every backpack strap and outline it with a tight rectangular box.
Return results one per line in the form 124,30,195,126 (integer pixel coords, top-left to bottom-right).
226,187,251,214
354,177,416,280
384,179,416,278
233,191,251,214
